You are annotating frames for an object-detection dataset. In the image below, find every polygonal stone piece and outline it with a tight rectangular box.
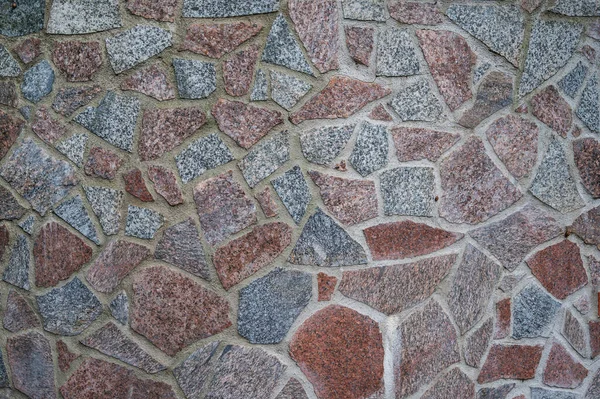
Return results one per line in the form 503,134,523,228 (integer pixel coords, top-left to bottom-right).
176,133,234,184
0,186,26,221
478,344,543,383
380,167,435,217
300,125,354,165
121,64,176,101
587,370,600,399
391,126,459,162
54,195,100,244
0,110,24,162
3,234,31,290
173,58,217,99
270,70,312,110
0,45,21,76
318,273,337,301
105,25,171,74
32,106,68,144
256,188,278,218
531,85,572,137
262,14,313,75
532,388,579,399
513,283,560,339
349,122,388,176
376,28,420,77
574,138,600,198
47,0,121,34
0,0,44,37
110,291,128,325
421,368,475,399
477,384,516,399
459,71,513,128
3,290,40,333
56,340,78,372
464,318,493,368
543,342,588,389
53,85,102,117
84,147,123,180
123,169,153,202
251,69,269,101
238,131,289,188
559,61,588,99
6,332,55,399
563,309,587,358
345,26,374,66
125,205,163,240
369,104,392,121
181,22,263,59
52,41,103,82
84,186,123,236
173,341,220,399
552,0,600,15
276,379,309,399
182,0,279,17
389,1,443,25
18,216,35,235
271,166,312,224
223,45,260,97
148,165,183,206
388,78,443,122
21,60,54,103
342,0,386,21
0,81,17,108
577,73,600,133
495,298,511,339
126,0,177,21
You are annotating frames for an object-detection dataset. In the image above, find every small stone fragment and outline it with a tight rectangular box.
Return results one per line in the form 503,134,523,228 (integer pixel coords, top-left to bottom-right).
52,41,102,82
6,332,55,399
55,134,88,167
125,205,163,240
31,107,68,144
173,58,217,99
459,72,513,128
121,64,176,101
0,110,23,161
391,126,459,162
478,344,543,383
551,0,600,16
21,60,54,103
47,0,122,34
563,310,587,358
256,188,278,217
84,147,123,180
574,138,600,198
369,104,392,121
53,195,100,245
52,85,102,117
495,298,511,339
389,78,443,122
126,0,177,21
13,38,41,64
19,216,34,235
148,165,183,206
238,131,289,188
349,122,388,176
223,45,260,97
577,73,600,133
300,124,354,165
56,340,78,372
464,318,493,368
0,186,26,221
173,342,219,398
0,45,21,77
543,342,588,389
270,70,312,110
106,25,172,74
531,85,572,137
251,69,269,101
262,14,313,75
0,81,17,108
176,134,234,184
574,293,590,315
376,28,420,77
318,273,337,301
389,1,443,25
345,26,374,66
110,292,129,325
271,166,312,224
380,167,434,217
36,277,102,336
3,290,40,332
477,384,516,399
181,22,263,58
559,61,588,99
422,368,475,399
123,169,153,202
276,379,309,399
182,0,279,17
0,0,45,37
154,218,208,279
84,186,123,236
3,235,31,290
513,283,560,339
342,0,387,21
587,370,600,399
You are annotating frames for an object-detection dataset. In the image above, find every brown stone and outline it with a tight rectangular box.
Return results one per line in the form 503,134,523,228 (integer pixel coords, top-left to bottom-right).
395,300,460,398
574,138,600,198
344,26,374,66
290,76,391,124
416,30,475,111
123,168,154,202
56,340,79,372
7,332,56,399
52,85,102,117
289,0,339,73
389,1,443,24
52,41,103,82
126,0,177,22
308,170,378,225
34,221,93,288
223,45,260,97
530,85,572,137
13,38,41,64
60,358,177,399
486,115,539,178
364,220,463,261
3,290,40,333
86,239,150,293
543,342,588,389
569,206,600,247
527,240,587,300
290,305,384,399
478,344,543,383
211,99,283,149
213,222,292,290
515,103,528,113
256,187,278,217
0,81,17,108
495,298,511,339
464,318,493,368
391,126,459,162
121,64,176,101
459,72,513,128
0,110,24,161
32,106,68,144
84,147,124,180
573,125,582,137
590,320,600,358
369,104,392,121
339,254,456,315
439,136,521,224
181,22,263,58
318,272,337,301
131,266,231,356
148,165,183,206
421,368,475,399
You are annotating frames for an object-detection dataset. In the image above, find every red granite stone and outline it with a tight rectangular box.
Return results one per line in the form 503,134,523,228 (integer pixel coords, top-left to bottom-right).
7,332,56,399
223,45,260,97
213,222,292,290
131,266,231,356
212,99,283,149
568,206,600,247
126,0,177,22
574,138,600,198
123,168,154,202
531,85,572,138
564,309,587,358
290,305,384,399
590,320,600,358
526,240,587,300
494,298,511,339
464,318,493,368
521,0,543,12
391,126,459,162
290,76,391,124
582,45,596,63
389,1,443,24
369,104,392,121
318,272,337,301
13,38,41,64
344,26,374,67
86,239,150,293
34,221,93,288
478,344,543,383
416,30,476,111
0,110,24,161
0,225,8,261
121,64,176,101
52,85,102,117
32,106,68,144
515,103,529,113
52,41,103,82
60,358,177,399
148,165,183,206
289,0,339,73
256,187,278,218
57,340,79,372
486,115,539,178
3,290,40,333
439,136,521,224
459,72,513,128
308,170,378,226
421,368,475,399
181,22,263,59
364,220,463,261
590,255,600,287
543,342,588,388
0,81,17,108
84,147,124,180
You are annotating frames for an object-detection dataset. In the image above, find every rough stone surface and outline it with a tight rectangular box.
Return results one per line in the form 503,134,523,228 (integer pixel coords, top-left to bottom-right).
21,60,54,103
587,370,600,399
531,85,572,137
176,133,233,184
127,0,177,22
251,68,269,101
52,85,102,117
125,205,164,240
573,138,600,198
477,384,516,399
389,1,443,25
182,0,279,18
121,64,176,101
52,41,103,82
84,147,123,180
0,82,17,108
3,290,40,332
369,104,392,121
238,131,289,188
421,368,475,399
380,167,435,217
256,187,279,217
0,0,44,36
47,0,121,34
0,45,21,77
563,310,587,358
513,283,561,339
2,234,31,290
0,110,24,162
349,122,388,176
300,125,354,165
389,78,443,122
173,58,217,100
31,107,68,144
56,340,78,372
54,196,99,246
0,186,26,221
84,186,123,235
271,166,312,224
123,169,154,202
270,70,312,111
173,341,219,399
110,291,129,325
275,379,309,399
577,73,600,133
543,342,587,389
318,273,337,301
459,72,513,128
391,128,458,163
105,25,172,74
148,165,183,206
223,45,260,97
345,26,374,66
181,22,263,59
262,14,313,75
559,61,588,99
342,0,386,21
478,344,543,383
551,0,600,15
13,38,41,65
464,318,494,368
376,28,420,77
495,298,511,339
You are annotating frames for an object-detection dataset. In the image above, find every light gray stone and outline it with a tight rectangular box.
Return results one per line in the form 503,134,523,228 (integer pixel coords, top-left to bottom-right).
251,69,269,101
238,131,289,188
47,0,122,34
173,58,217,99
349,122,388,176
2,235,30,290
389,78,443,121
18,215,36,235
271,166,311,224
262,14,313,76
558,61,588,99
54,195,100,245
551,0,599,16
376,28,420,77
106,25,172,74
381,167,435,217
21,60,54,103
532,388,580,399
125,205,163,240
577,73,600,133
0,45,21,77
473,63,491,85
513,283,560,339
55,133,88,167
84,186,123,236
270,71,311,111
110,291,128,325
300,125,354,165
0,0,45,37
342,0,387,21
182,0,279,18
176,133,234,184
174,341,220,399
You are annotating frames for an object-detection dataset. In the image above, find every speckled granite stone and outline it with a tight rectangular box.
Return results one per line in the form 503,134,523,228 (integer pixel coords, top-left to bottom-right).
563,309,587,358
52,41,103,82
0,186,26,221
300,125,354,165
21,60,54,103
256,187,278,217
123,169,154,202
155,219,208,279
84,147,123,180
238,131,289,188
533,388,580,399
3,290,41,333
173,58,216,99
47,0,121,34
55,134,88,167
110,291,129,325
512,283,560,339
56,340,78,373
531,85,572,138
459,71,513,128
223,45,259,97
84,186,123,236
275,379,309,399
389,78,443,122
270,70,312,110
349,122,388,176
262,14,313,75
127,0,177,22
574,138,600,198
342,0,386,21
0,81,17,108
376,28,420,77
121,64,176,101
478,344,543,383
486,115,538,178
0,110,24,161
6,332,55,399
543,342,588,389
251,69,269,101
106,25,172,74
577,73,600,133
18,215,35,235
125,205,163,240
477,384,515,399
181,22,263,59
422,368,474,399
0,45,21,77
464,318,493,368
551,0,600,16
54,195,100,245
391,127,459,162
173,341,220,398
559,61,588,99
317,273,337,302
32,106,68,144
2,235,30,290
271,166,312,224
148,165,183,206
389,1,442,25
176,133,233,184
52,85,102,117
345,26,374,66
380,167,435,217
182,0,279,17
0,0,45,37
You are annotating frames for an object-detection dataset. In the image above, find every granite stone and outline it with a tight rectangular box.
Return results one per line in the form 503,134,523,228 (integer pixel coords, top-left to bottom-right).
349,122,388,176
543,342,587,389
52,41,103,82
0,0,45,37
52,85,102,117
84,147,123,180
182,0,279,18
380,167,435,217
587,370,600,399
57,340,78,372
155,218,209,279
478,344,543,383
559,61,588,99
318,273,337,301
342,0,387,21
577,73,600,133
574,138,600,197
388,78,443,122
272,166,311,224
531,85,572,137
0,110,24,161
223,45,260,97
551,0,600,16
389,1,443,25
513,283,560,339
238,131,289,188
256,187,278,217
55,134,88,167
270,70,312,110
0,227,9,261
54,195,100,245
148,165,183,206
477,384,516,399
2,234,30,290
83,186,123,236
251,69,269,101
173,58,216,99
521,0,544,12
563,309,587,358
592,320,600,358
47,0,122,34
345,26,374,66
176,133,233,184
0,81,17,108
173,341,219,399
125,205,163,240
391,126,459,162
495,298,511,339
275,379,309,399
3,290,41,332
31,107,67,144
422,368,475,399
0,45,21,77
181,22,263,59
126,0,177,21
369,104,392,121
123,169,153,202
533,388,580,399
121,64,176,101
464,318,493,368
377,28,420,77
110,291,129,325
21,60,54,103
262,14,313,75
300,125,354,165
459,72,513,128
0,185,26,221
6,332,55,399
573,293,590,315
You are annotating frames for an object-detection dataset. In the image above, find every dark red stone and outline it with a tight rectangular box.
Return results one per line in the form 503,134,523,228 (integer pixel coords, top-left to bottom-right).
0,110,24,161
13,38,41,64
121,64,176,101
458,72,513,128
391,126,459,162
345,26,374,66
256,187,278,218
318,272,337,301
368,104,392,121
543,342,588,388
148,165,183,206
574,138,600,198
123,168,154,202
7,332,56,399
590,320,600,358
84,147,124,180
530,85,572,137
223,45,260,97
568,206,600,247
32,106,68,144
3,290,40,333
478,344,543,383
494,298,511,339
389,1,443,24
57,340,79,372
52,41,103,82
126,0,177,22
181,22,263,59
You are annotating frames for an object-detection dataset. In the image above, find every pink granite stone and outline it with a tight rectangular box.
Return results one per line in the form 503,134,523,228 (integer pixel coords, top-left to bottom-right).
121,64,176,101
123,168,154,202
56,340,79,372
590,320,600,358
568,206,600,248
543,342,588,388
148,165,183,206
421,368,475,399
574,138,600,198
32,106,68,144
318,272,337,301
344,26,374,66
52,41,103,82
52,85,102,117
7,332,56,399
389,1,443,25
126,0,177,22
459,72,513,128
391,126,459,162
0,110,24,161
464,318,493,368
223,45,260,97
3,290,41,332
13,38,41,64
256,187,278,218
531,85,572,138
181,22,263,58
84,147,124,180
494,298,511,339
369,104,393,121
478,344,543,383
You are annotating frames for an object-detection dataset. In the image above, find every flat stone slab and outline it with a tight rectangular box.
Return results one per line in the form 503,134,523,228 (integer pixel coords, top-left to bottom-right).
271,166,312,224
270,71,312,110
110,292,129,325
577,73,600,133
300,125,354,165
181,22,263,59
513,283,560,339
559,61,588,99
54,195,100,245
342,0,387,21
345,26,374,66
422,368,474,399
0,186,26,221
121,64,176,101
182,0,279,17
478,344,543,384
173,58,217,99
106,25,172,74
21,60,54,103
380,167,435,217
2,235,31,290
349,122,388,176
52,41,103,82
3,290,40,333
391,126,459,162
262,14,313,75
459,71,513,128
0,45,21,77
376,28,420,77
176,133,233,184
125,205,163,240
0,0,45,37
6,332,55,399
84,186,123,236
223,45,260,97
52,85,102,117
388,78,443,122
486,115,538,178
238,131,289,188
47,0,122,34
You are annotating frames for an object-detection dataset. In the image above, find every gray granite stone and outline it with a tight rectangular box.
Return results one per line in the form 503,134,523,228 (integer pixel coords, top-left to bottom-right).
577,73,600,133
289,208,368,267
238,131,289,188
0,185,26,221
381,167,435,217
110,291,128,325
0,0,45,37
376,28,420,77
6,332,55,399
262,14,313,76
106,25,172,74
389,78,443,121
519,19,583,96
300,125,354,165
83,186,123,236
0,45,21,77
558,61,588,99
174,341,220,399
182,0,279,17
47,0,122,34
271,166,311,224
530,138,584,213
176,133,234,184
270,71,311,111
551,0,599,16
349,122,388,176
446,4,524,66
2,235,30,290
18,215,36,235
532,388,579,399
21,60,54,103
0,139,78,216
74,91,140,152
342,0,386,21
513,283,560,339
19,106,32,120
173,58,217,99
125,205,163,240
238,267,312,344
0,353,7,388
54,195,100,245
473,63,491,85
55,133,88,167
36,277,102,335
478,384,516,399
251,69,269,101
275,379,308,399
